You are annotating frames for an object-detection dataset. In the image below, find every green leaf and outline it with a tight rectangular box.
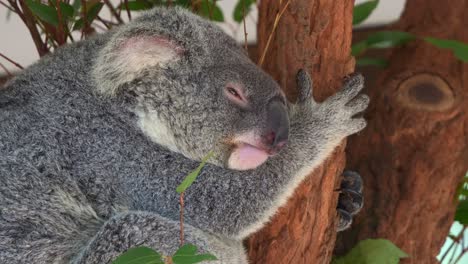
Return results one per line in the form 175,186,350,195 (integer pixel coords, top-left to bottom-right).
175,0,191,8
172,244,217,264
365,31,416,49
356,57,388,68
353,0,379,25
424,37,468,62
333,239,408,264
198,1,224,22
72,0,81,15
72,2,104,31
25,0,59,26
121,0,154,11
351,41,368,56
233,0,255,23
112,246,164,264
455,200,468,225
59,2,75,20
176,151,214,194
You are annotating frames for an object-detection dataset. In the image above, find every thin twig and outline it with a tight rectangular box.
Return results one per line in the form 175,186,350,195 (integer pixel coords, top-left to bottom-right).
258,0,291,66
179,192,185,246
0,0,16,13
56,0,66,45
103,0,124,24
0,52,24,69
124,0,131,20
242,0,248,51
0,62,13,77
97,16,113,30
12,0,49,56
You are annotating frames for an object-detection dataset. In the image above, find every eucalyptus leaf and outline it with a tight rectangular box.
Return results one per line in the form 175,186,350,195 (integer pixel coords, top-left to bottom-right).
25,0,59,26
425,37,468,62
233,0,255,23
72,2,104,30
172,244,218,264
59,2,75,20
112,246,164,264
353,0,379,25
455,200,468,225
333,239,408,264
176,151,214,194
365,31,415,49
199,1,224,22
121,0,154,11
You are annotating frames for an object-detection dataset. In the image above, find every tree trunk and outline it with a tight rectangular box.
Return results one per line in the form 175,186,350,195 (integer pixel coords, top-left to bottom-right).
338,0,468,263
246,1,355,263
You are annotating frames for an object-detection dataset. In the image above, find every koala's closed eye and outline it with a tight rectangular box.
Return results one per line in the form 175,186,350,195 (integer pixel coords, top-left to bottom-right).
224,83,248,107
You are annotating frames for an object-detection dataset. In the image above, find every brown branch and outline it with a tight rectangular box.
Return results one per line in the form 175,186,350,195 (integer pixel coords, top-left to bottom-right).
96,16,113,30
12,0,49,56
0,62,13,77
124,0,131,20
56,0,66,45
242,0,248,51
179,192,185,246
0,0,16,13
257,0,291,66
103,0,124,24
0,52,24,70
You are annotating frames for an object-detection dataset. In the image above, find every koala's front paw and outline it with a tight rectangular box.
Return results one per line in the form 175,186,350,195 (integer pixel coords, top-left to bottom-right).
294,71,369,138
337,171,363,231
325,73,369,137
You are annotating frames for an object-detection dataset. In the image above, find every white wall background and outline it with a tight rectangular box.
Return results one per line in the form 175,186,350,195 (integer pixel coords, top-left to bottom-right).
0,0,406,71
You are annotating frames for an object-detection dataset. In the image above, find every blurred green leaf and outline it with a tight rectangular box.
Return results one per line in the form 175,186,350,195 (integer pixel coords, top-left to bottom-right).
353,0,379,25
233,0,255,23
199,1,224,22
72,0,81,15
356,57,388,67
425,37,468,62
175,0,191,8
172,244,217,264
25,0,59,26
72,2,104,30
352,31,415,56
59,2,75,20
121,0,154,11
351,41,368,56
366,31,415,49
112,246,164,264
455,200,468,225
176,151,214,194
333,239,408,264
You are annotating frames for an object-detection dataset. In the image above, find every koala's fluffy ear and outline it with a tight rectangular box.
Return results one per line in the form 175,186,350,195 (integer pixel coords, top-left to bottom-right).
92,32,185,96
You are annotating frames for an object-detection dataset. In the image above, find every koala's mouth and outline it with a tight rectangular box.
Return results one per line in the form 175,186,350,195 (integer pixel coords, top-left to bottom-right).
227,142,277,171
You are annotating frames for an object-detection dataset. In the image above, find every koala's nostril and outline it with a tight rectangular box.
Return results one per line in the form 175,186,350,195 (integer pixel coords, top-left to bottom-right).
265,99,290,151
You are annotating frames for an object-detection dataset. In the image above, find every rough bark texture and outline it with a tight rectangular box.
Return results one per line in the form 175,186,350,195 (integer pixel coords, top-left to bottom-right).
337,0,468,263
246,1,355,263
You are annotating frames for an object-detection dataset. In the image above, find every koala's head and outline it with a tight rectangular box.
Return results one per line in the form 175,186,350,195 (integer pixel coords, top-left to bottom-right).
93,7,289,170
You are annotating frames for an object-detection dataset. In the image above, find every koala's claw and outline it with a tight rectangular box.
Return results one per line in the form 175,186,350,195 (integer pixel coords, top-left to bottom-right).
337,170,363,232
296,69,313,103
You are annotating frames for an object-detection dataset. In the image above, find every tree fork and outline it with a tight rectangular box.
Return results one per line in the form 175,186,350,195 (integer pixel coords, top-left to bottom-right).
246,1,356,263
337,0,468,263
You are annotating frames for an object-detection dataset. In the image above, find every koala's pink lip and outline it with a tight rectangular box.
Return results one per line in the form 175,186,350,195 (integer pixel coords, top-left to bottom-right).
237,142,278,156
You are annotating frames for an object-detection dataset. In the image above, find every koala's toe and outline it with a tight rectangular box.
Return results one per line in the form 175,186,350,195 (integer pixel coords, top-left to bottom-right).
295,69,313,103
337,208,353,232
341,171,363,193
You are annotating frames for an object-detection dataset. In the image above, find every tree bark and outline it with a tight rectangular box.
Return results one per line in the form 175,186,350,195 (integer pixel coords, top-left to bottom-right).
246,1,355,263
338,0,468,263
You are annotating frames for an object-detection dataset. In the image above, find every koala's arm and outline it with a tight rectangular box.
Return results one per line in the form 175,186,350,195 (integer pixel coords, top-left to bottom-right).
181,71,368,239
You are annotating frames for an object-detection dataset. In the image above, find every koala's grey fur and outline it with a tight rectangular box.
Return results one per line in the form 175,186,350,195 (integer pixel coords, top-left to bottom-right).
0,7,368,264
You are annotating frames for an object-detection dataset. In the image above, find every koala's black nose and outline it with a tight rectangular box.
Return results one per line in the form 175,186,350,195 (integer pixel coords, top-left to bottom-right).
265,99,289,151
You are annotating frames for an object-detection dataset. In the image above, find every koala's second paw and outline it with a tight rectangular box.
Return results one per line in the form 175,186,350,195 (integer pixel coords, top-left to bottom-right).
325,73,369,137
336,170,363,232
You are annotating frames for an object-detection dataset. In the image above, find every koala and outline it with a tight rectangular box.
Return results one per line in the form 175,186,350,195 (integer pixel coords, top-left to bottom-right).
0,7,368,264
